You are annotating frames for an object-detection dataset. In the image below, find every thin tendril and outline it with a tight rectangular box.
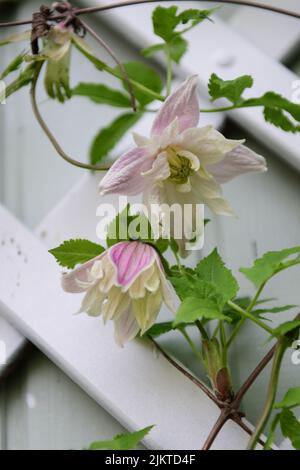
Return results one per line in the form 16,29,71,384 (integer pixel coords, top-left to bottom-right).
30,62,111,171
0,1,300,28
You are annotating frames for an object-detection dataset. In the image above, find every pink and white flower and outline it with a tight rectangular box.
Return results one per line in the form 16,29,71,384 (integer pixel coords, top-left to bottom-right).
99,76,267,251
62,241,175,346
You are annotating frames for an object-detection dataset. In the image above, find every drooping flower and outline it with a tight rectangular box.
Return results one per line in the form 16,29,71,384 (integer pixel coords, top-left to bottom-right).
99,76,267,252
62,241,175,346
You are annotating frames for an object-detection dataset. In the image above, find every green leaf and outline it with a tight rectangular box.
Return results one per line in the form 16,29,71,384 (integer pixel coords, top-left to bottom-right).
252,305,297,316
142,37,188,64
223,296,251,324
240,246,300,288
0,30,31,47
271,320,300,338
168,36,188,64
174,297,230,326
87,426,154,450
141,43,165,58
0,51,25,80
264,106,300,133
118,62,163,106
49,239,105,269
245,92,300,123
245,92,300,133
152,5,180,42
170,275,194,301
90,112,141,165
279,409,300,450
106,205,153,247
208,73,254,105
177,8,216,26
275,387,300,410
72,83,132,108
195,249,239,305
5,63,37,99
146,321,193,337
152,6,215,42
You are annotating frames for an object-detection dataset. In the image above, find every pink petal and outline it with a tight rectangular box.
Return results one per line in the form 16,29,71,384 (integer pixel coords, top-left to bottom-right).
99,147,154,196
61,253,104,293
208,145,267,184
151,75,199,137
109,241,155,287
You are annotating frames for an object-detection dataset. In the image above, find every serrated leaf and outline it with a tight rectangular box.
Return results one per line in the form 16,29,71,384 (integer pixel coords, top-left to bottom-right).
245,92,300,133
152,6,215,42
245,92,300,122
90,112,141,165
264,106,300,133
72,83,132,108
240,246,300,288
49,239,105,269
117,61,163,106
87,425,154,450
208,73,253,105
275,388,300,410
279,409,300,450
195,249,239,305
174,297,230,325
152,5,180,42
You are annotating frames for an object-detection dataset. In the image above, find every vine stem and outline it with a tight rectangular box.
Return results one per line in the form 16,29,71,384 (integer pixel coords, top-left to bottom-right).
226,281,267,348
247,337,288,450
233,344,276,407
227,299,274,336
148,336,218,404
79,19,137,112
0,1,300,28
202,409,230,450
30,62,112,171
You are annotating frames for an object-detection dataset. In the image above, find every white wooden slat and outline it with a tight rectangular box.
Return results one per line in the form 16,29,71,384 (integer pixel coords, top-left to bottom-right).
100,1,300,172
0,200,258,450
4,351,128,450
229,0,300,60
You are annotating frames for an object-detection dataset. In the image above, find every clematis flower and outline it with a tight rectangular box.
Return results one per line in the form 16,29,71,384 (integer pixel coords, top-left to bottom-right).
99,76,267,253
62,241,175,346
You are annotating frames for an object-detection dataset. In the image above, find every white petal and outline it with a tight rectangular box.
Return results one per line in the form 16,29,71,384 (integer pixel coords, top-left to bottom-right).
102,286,130,322
178,126,244,166
142,151,170,183
132,132,151,147
114,307,140,347
79,283,105,317
129,264,155,299
191,171,235,216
